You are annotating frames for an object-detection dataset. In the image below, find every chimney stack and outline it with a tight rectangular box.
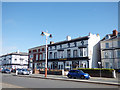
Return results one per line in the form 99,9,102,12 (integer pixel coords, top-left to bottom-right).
66,36,71,41
97,33,99,36
50,41,54,44
113,30,118,36
17,50,19,54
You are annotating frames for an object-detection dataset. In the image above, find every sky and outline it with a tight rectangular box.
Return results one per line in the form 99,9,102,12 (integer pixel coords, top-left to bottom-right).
2,2,118,55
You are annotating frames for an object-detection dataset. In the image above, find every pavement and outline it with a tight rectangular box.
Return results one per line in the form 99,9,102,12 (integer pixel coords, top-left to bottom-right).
10,73,120,86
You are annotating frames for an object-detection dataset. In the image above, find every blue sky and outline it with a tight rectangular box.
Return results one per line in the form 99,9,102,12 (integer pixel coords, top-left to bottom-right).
2,2,118,54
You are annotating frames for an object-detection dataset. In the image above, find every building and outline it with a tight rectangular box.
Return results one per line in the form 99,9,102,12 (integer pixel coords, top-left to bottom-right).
48,33,100,70
28,45,46,72
100,30,120,69
0,51,28,69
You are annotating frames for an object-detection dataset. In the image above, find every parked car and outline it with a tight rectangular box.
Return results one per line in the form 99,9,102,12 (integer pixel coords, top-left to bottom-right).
118,69,120,73
2,69,11,74
22,69,30,75
17,69,23,74
67,70,90,79
18,69,29,75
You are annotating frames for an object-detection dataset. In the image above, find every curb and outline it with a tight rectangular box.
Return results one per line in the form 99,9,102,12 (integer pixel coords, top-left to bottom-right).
14,75,119,86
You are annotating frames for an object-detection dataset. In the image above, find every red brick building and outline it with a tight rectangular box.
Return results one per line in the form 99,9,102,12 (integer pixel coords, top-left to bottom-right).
28,45,46,73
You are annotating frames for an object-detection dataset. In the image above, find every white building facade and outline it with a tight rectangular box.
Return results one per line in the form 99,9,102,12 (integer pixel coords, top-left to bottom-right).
48,33,100,70
0,51,28,69
100,30,120,69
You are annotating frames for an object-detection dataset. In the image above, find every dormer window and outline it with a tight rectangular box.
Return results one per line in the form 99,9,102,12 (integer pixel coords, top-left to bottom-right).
81,40,84,45
105,35,110,40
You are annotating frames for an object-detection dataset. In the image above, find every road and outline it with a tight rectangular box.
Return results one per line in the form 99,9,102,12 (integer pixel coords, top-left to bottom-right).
2,74,119,88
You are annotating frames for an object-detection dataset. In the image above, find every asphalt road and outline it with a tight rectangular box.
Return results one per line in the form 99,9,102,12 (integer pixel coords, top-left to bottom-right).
2,74,119,88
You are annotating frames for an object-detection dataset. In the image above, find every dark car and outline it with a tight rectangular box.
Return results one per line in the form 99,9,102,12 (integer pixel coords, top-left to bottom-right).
67,70,90,79
118,69,120,73
2,69,11,74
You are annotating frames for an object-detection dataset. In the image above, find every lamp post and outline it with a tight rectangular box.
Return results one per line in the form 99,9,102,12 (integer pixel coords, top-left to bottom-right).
41,31,52,77
98,62,101,77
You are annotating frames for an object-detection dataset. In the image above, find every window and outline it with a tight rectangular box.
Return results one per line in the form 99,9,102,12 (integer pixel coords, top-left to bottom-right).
118,61,120,69
105,35,110,39
105,43,109,48
118,32,120,37
40,49,42,52
54,52,57,59
69,70,75,73
68,43,70,47
59,65,60,69
118,41,120,48
43,53,46,60
84,48,87,57
25,60,27,62
67,50,71,58
30,54,33,58
50,46,52,50
49,52,53,59
66,62,69,66
72,61,79,68
80,48,83,57
55,46,56,49
81,40,84,45
105,62,109,68
73,50,77,57
60,45,62,49
74,42,77,47
20,58,24,60
105,52,108,58
61,65,63,69
117,51,120,58
36,54,38,60
39,54,42,60
59,51,64,58
109,51,112,58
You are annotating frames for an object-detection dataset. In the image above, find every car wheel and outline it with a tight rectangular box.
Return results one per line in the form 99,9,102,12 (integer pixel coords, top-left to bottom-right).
86,78,90,80
68,74,72,78
73,77,77,79
81,75,85,79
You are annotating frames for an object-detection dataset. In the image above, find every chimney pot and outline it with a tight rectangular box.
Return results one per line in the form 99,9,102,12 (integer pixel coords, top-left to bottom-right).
113,30,118,36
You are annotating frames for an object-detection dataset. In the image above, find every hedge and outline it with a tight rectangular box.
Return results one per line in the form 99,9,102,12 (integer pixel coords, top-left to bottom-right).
75,68,114,71
74,68,115,78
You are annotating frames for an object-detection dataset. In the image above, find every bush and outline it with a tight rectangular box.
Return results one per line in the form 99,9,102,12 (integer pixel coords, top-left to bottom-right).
74,68,114,71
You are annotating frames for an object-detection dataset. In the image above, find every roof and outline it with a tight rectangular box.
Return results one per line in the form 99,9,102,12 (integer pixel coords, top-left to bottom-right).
28,45,46,50
101,34,118,41
0,52,28,57
48,36,89,46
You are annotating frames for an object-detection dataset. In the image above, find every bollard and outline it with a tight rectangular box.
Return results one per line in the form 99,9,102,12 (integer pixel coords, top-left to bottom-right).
62,69,64,76
16,70,18,75
113,70,116,78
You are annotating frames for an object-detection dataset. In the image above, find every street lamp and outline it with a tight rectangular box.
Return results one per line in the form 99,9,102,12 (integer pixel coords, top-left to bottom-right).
41,31,52,77
98,62,101,77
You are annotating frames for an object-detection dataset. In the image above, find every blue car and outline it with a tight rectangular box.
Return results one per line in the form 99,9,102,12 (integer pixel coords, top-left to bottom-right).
2,69,11,74
67,70,90,79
